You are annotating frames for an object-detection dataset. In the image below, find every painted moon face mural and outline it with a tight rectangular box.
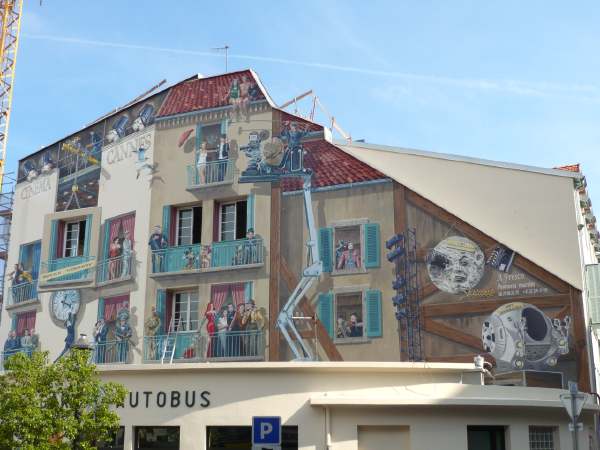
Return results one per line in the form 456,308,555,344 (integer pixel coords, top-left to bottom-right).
50,290,81,323
426,236,484,294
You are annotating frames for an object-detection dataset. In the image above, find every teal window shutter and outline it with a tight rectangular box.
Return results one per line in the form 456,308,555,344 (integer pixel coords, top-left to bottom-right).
365,289,383,338
195,123,203,154
364,223,381,268
162,206,171,242
244,281,253,302
49,219,58,260
156,289,167,334
318,227,333,273
10,315,16,332
587,265,600,325
83,214,93,256
246,194,255,231
97,297,105,321
18,243,25,265
317,291,334,338
102,220,111,260
220,119,228,136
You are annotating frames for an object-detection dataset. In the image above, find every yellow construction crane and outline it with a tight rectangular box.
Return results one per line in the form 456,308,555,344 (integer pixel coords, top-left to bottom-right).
0,0,22,188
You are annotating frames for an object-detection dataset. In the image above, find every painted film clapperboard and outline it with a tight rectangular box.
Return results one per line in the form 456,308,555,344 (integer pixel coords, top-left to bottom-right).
252,416,282,450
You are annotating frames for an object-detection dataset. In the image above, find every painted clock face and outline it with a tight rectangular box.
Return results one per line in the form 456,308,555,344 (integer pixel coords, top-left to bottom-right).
50,290,81,323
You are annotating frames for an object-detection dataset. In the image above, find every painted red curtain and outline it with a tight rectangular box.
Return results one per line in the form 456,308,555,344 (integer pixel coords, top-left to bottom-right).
231,283,245,306
109,219,121,249
211,284,229,312
56,221,65,258
103,294,129,322
121,213,135,247
16,311,36,336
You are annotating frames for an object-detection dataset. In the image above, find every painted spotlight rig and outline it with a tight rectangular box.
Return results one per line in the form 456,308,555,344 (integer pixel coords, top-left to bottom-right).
386,229,423,361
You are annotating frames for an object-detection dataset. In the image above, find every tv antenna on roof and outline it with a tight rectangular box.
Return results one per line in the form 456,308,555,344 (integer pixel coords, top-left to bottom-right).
212,45,230,73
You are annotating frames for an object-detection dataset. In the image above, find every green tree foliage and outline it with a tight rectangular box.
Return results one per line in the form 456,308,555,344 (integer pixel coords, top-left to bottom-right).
0,350,126,449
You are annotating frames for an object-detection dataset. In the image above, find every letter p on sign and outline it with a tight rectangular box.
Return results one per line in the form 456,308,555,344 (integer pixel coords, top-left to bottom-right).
252,416,281,446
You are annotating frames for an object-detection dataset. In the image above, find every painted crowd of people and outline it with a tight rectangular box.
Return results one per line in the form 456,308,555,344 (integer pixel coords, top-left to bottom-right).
3,328,39,360
107,230,133,280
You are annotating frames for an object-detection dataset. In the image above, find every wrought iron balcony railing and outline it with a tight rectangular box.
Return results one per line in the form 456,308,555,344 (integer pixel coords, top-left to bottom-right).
7,280,38,306
151,238,264,274
96,255,133,285
92,340,131,364
143,330,265,363
186,159,234,189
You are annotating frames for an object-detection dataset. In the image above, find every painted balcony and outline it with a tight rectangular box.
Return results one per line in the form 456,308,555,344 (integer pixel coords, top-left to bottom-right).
143,330,265,363
6,280,38,307
186,160,235,189
96,255,133,286
40,255,95,285
92,340,131,365
0,348,33,371
150,238,264,276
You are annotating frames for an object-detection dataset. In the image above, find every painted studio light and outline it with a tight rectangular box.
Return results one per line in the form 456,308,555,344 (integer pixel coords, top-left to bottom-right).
385,233,404,250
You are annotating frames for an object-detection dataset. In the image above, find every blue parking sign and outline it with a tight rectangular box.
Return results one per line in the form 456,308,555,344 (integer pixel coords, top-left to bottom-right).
252,416,281,445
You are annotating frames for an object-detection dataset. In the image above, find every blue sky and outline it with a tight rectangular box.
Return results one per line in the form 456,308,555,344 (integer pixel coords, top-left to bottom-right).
10,1,600,196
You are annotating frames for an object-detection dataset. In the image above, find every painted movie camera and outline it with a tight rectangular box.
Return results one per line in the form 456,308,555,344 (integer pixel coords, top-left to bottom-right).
482,302,570,372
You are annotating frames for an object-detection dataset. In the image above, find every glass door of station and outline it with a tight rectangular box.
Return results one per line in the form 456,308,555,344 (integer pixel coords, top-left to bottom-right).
207,426,298,449
135,426,180,450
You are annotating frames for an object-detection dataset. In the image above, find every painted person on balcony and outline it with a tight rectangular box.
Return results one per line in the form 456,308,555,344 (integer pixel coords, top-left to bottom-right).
115,307,132,363
217,309,228,358
4,330,20,359
196,141,208,185
148,226,168,272
204,301,217,358
30,328,40,351
242,300,265,357
346,313,364,338
239,74,253,121
242,228,260,265
228,303,245,357
108,237,122,280
200,245,212,269
20,329,33,354
121,230,132,278
217,134,229,182
144,306,161,360
183,247,197,270
93,319,108,363
337,241,361,271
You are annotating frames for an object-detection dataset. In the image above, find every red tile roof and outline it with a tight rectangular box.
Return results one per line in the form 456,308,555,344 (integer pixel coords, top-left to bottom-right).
157,70,267,117
555,163,580,173
281,139,387,192
278,110,323,132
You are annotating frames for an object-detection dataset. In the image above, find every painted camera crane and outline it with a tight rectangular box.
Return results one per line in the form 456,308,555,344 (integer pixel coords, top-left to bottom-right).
276,174,322,360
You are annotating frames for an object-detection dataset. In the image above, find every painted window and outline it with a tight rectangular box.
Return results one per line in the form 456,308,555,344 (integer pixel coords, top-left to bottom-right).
134,426,179,450
206,426,298,449
18,241,41,280
172,291,200,332
318,289,382,340
528,427,556,450
319,221,380,274
176,206,202,246
219,200,247,241
64,219,86,257
467,426,506,450
15,310,36,337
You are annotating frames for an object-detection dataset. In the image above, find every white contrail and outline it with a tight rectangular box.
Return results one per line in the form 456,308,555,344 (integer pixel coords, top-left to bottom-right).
23,33,600,101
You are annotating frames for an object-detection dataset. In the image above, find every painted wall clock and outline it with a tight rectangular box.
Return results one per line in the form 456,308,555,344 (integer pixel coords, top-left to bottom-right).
50,289,81,324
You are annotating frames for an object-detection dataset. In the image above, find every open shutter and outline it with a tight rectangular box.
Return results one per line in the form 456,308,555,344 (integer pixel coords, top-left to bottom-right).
162,206,171,245
317,291,334,338
318,227,333,273
31,242,41,279
97,297,105,321
365,289,382,338
156,289,167,334
10,315,16,332
195,122,203,159
83,214,93,256
49,219,58,260
364,223,381,269
587,264,600,325
102,220,111,260
246,194,255,232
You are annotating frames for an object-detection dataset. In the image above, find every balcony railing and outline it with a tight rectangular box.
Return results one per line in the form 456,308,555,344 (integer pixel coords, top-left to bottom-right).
92,340,131,364
7,280,38,306
96,255,133,285
0,348,33,371
40,255,95,284
143,330,265,363
186,159,234,188
151,238,263,274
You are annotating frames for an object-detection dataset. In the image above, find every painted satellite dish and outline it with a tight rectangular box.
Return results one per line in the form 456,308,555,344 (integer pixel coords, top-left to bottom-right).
427,236,485,294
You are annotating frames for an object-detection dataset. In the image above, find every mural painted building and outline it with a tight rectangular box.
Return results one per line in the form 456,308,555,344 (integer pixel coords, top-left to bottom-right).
2,69,600,449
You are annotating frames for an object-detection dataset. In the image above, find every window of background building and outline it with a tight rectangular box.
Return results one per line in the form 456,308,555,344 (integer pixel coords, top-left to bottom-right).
335,291,365,340
529,426,556,450
134,426,179,450
206,426,298,449
173,291,200,331
219,200,247,241
176,206,202,246
333,224,363,273
98,426,125,450
467,426,506,450
64,219,86,257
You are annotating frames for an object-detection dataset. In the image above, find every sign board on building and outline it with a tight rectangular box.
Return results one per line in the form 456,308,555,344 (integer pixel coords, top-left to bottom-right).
252,416,281,448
